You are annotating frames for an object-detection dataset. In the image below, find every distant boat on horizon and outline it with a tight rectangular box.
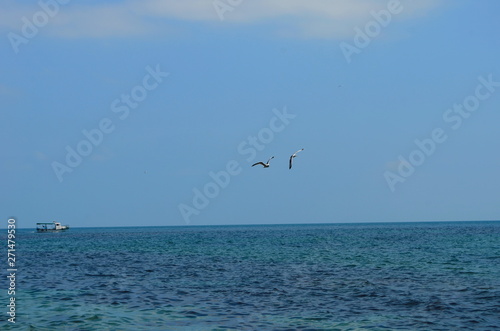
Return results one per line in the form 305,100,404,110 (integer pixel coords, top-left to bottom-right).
36,221,70,232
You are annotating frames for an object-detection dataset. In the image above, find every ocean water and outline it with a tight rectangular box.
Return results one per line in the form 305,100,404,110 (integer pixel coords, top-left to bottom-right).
3,221,500,330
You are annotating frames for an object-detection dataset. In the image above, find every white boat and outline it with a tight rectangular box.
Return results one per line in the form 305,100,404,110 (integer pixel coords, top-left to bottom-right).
36,221,70,232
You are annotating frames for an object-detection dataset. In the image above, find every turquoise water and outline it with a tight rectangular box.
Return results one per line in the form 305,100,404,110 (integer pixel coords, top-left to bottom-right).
3,222,500,330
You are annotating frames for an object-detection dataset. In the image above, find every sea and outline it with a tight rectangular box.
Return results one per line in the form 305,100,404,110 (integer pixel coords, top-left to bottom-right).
2,221,500,330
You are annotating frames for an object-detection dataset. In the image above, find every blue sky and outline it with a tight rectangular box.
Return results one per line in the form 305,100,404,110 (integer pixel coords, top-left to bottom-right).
1,0,499,228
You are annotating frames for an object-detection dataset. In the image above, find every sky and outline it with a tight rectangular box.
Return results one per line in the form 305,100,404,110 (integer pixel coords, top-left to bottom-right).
1,0,500,228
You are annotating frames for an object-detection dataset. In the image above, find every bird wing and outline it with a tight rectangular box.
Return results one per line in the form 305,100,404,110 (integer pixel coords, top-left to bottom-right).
252,162,265,167
289,156,293,169
294,148,304,155
267,156,275,164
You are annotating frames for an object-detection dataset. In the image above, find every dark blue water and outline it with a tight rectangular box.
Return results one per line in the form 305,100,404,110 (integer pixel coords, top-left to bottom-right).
3,222,500,330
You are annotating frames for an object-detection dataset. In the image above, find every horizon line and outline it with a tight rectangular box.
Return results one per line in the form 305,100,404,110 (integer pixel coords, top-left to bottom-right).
6,219,500,230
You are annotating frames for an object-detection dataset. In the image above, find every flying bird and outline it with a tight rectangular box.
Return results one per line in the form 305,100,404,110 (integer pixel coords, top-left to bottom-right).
252,156,275,168
289,149,304,169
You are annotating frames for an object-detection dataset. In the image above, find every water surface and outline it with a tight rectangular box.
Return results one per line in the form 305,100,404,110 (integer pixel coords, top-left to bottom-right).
3,222,500,330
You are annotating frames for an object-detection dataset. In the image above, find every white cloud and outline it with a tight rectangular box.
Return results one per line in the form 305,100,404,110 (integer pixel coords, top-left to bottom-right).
50,4,153,38
0,0,443,39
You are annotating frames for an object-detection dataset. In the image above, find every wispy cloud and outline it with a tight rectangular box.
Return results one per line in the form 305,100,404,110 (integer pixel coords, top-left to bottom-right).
1,0,443,39
51,4,153,38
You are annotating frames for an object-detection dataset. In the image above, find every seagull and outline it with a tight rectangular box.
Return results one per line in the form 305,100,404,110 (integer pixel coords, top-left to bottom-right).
289,149,304,169
252,156,275,168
